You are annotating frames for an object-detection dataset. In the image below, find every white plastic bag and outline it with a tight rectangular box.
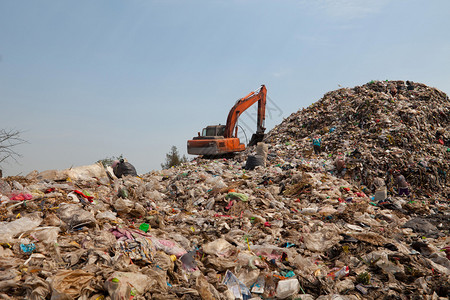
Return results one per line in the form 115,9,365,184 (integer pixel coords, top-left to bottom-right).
276,279,300,299
0,216,42,242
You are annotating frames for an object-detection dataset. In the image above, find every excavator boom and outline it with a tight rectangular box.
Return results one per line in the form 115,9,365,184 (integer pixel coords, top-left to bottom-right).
225,85,267,138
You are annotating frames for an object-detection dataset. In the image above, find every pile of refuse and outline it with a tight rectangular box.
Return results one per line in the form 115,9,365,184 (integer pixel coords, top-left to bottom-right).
0,80,449,299
266,80,449,200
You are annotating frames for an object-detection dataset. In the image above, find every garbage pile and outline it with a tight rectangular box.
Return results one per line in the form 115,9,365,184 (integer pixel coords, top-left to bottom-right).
0,80,448,299
266,80,449,200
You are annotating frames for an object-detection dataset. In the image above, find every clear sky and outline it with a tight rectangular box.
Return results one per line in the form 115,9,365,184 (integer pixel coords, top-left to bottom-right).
1,0,449,176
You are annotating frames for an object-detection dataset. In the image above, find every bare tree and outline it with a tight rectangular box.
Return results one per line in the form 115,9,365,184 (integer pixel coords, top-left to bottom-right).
0,129,26,166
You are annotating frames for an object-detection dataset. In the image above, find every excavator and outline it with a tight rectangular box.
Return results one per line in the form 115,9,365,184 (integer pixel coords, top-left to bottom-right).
187,85,267,156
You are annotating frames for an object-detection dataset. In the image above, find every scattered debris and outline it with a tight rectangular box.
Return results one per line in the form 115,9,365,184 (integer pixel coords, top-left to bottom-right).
0,80,448,299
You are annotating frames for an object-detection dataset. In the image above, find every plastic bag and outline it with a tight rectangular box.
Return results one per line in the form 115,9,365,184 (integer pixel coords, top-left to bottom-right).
250,245,286,261
146,190,165,202
303,225,342,252
256,142,269,162
57,203,95,229
97,211,117,221
113,160,137,178
9,191,33,201
180,250,198,271
244,155,265,170
33,227,61,244
149,236,187,258
50,269,95,300
276,279,300,299
64,162,109,181
206,176,227,189
225,192,249,202
113,198,133,214
23,275,51,300
196,275,215,300
222,270,252,300
105,271,160,298
202,238,234,257
0,215,42,242
237,269,260,289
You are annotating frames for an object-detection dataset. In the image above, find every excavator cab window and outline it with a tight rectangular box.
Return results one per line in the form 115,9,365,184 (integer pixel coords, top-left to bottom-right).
202,125,225,137
217,126,225,136
202,128,214,136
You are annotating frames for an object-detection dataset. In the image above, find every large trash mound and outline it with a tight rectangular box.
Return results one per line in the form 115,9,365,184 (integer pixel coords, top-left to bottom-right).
266,80,450,200
0,81,449,300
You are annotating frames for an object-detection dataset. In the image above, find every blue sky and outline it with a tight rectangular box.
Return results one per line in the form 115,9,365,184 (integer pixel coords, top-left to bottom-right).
1,0,449,176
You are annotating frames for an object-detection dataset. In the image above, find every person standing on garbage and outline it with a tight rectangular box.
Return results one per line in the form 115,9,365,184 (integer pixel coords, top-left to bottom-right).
371,174,386,193
312,135,322,154
395,171,410,196
335,156,346,177
112,159,138,178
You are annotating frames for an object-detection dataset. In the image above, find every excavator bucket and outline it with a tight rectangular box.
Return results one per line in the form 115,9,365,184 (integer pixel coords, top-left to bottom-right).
248,133,265,146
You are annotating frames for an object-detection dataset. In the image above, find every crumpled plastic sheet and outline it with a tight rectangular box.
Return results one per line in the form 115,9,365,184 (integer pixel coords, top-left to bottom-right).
50,269,95,299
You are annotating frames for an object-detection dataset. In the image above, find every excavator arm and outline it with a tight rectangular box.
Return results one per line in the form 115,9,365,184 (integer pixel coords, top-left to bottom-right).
224,84,267,140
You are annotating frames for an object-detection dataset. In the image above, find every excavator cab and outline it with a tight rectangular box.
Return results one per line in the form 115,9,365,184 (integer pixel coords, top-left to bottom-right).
197,125,226,138
187,85,267,157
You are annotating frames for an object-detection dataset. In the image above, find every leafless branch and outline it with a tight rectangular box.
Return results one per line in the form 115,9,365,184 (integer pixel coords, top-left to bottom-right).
0,129,27,166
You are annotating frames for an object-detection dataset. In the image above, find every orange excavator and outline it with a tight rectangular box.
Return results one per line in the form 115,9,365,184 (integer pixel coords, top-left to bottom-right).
187,85,267,156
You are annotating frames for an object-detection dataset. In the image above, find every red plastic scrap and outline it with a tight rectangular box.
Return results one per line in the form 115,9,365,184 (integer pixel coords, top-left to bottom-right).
73,190,94,202
225,200,234,210
213,214,234,218
10,193,33,201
